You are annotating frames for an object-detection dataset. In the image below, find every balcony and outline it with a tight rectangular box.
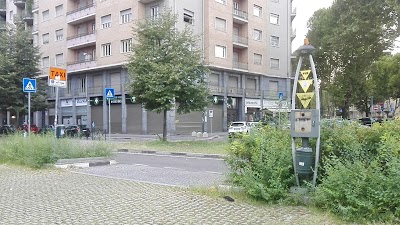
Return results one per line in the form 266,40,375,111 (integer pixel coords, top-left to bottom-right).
23,10,33,25
32,24,38,33
0,0,5,16
138,0,157,3
209,85,224,94
233,8,248,24
233,34,248,48
32,1,38,12
233,61,248,71
227,87,244,95
67,31,96,49
67,58,97,72
13,0,26,8
291,7,297,21
88,86,102,95
66,3,96,25
245,89,261,97
291,28,296,40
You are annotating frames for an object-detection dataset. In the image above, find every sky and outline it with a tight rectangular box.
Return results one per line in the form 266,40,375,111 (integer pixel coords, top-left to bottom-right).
292,0,334,51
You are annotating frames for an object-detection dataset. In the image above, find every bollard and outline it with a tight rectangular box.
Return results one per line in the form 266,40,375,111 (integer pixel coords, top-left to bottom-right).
202,132,208,138
197,132,202,138
192,131,197,137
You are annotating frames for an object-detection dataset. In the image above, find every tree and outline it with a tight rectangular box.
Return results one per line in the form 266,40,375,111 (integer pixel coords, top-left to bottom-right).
307,0,399,118
0,22,46,124
127,10,210,141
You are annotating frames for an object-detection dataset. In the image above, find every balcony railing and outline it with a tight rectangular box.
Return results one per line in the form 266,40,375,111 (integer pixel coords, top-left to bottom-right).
245,89,261,97
0,0,6,11
67,58,97,72
32,1,38,11
32,24,38,33
228,87,244,95
67,3,95,15
233,8,248,20
233,61,248,70
23,10,33,24
0,20,6,30
209,85,224,94
67,30,95,40
233,34,248,45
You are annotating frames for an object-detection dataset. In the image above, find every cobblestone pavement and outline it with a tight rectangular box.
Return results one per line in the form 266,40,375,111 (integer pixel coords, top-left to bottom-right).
0,165,337,225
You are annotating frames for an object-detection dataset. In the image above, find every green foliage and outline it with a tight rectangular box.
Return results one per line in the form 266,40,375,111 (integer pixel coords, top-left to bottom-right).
127,10,210,114
0,23,46,116
226,126,295,203
307,0,399,118
315,120,400,222
0,134,112,168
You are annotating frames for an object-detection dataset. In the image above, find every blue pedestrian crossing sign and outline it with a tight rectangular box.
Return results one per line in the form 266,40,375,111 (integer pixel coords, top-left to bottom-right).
278,92,284,100
23,78,36,93
105,88,115,99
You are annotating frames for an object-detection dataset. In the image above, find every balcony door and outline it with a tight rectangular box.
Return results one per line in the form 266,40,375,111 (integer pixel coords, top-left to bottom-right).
233,2,239,15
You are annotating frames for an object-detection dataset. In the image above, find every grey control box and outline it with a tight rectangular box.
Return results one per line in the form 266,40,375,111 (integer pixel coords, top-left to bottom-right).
290,109,320,137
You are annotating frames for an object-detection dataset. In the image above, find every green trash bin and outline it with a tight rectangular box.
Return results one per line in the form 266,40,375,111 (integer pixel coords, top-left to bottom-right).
295,147,313,174
55,125,65,138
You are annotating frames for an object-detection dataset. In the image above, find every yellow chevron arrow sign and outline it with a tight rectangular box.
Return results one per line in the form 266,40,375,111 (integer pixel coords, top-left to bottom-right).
300,70,311,80
298,79,313,93
296,92,315,108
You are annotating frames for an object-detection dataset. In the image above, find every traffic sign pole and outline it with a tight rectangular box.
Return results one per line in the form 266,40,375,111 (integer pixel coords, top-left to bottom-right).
108,98,111,139
28,92,30,137
54,87,59,138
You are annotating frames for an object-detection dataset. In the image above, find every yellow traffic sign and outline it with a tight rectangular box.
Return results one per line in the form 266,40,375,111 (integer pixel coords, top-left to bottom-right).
297,92,315,108
300,70,311,80
298,80,313,93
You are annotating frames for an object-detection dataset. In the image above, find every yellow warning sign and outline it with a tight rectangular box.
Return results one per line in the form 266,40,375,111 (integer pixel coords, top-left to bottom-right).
300,70,311,80
298,80,313,93
296,92,315,108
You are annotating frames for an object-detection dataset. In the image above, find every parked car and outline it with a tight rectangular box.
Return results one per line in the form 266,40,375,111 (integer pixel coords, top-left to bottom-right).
38,125,55,135
359,117,376,126
0,125,16,135
228,121,250,137
65,125,91,138
18,124,39,134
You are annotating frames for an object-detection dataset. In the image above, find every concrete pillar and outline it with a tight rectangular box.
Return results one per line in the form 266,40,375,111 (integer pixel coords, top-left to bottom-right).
222,71,228,131
167,104,176,135
6,111,10,125
142,105,147,134
72,98,77,125
121,69,127,133
86,74,92,128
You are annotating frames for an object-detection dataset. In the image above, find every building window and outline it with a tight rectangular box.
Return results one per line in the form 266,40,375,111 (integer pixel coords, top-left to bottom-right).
55,29,63,41
55,53,64,66
67,80,71,95
253,5,262,17
120,9,132,24
79,77,86,93
253,29,262,41
183,9,194,24
215,0,226,4
9,11,13,21
270,58,280,69
101,14,111,29
215,17,226,31
215,45,226,58
150,6,159,19
55,4,63,17
270,36,280,47
42,33,49,44
270,13,279,25
121,39,132,53
42,10,49,22
254,53,262,65
271,0,279,3
101,43,112,57
42,56,49,68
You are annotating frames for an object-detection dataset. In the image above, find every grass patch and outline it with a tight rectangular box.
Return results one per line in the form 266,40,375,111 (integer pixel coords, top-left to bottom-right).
119,140,229,155
0,134,112,168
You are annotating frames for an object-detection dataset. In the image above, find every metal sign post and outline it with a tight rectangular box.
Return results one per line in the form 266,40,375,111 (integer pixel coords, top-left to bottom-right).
48,67,67,138
105,88,115,139
290,38,321,189
23,78,36,137
208,109,214,136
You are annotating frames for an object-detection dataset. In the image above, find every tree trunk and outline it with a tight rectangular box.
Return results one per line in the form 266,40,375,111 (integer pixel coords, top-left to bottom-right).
162,109,167,142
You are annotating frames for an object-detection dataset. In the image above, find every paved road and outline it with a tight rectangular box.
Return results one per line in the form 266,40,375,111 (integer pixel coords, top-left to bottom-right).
0,165,337,224
76,153,228,187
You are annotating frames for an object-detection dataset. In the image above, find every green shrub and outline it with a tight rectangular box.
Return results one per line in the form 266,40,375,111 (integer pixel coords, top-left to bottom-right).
0,134,112,168
226,125,295,203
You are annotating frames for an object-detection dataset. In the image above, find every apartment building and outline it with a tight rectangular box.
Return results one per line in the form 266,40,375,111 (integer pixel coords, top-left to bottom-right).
5,0,296,134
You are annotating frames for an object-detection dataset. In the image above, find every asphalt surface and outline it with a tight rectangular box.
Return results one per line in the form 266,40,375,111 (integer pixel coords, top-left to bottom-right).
0,165,337,225
75,152,228,187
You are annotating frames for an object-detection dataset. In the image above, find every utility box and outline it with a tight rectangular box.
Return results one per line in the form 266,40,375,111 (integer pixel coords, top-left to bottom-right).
295,147,313,174
291,109,320,137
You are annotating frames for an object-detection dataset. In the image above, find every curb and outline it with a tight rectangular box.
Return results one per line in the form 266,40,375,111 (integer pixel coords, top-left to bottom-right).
55,157,117,169
116,149,226,159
